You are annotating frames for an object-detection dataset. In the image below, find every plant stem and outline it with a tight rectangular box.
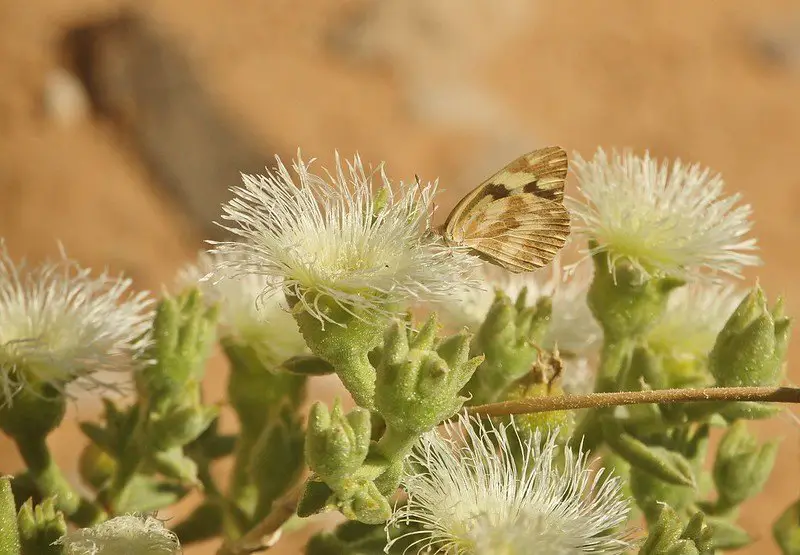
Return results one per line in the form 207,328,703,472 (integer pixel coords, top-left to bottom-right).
216,486,302,555
469,386,800,417
571,337,635,449
595,338,636,393
15,437,105,526
375,425,417,461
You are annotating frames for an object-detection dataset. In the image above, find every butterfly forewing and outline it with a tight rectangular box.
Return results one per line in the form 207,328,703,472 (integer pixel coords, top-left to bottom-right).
441,146,570,273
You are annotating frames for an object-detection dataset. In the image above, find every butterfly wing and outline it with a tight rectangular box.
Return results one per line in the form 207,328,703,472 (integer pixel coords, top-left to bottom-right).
459,195,570,272
442,146,570,273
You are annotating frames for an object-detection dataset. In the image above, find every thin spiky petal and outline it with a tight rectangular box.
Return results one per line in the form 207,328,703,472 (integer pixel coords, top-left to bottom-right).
387,413,635,554
568,149,760,280
0,243,153,405
209,151,480,325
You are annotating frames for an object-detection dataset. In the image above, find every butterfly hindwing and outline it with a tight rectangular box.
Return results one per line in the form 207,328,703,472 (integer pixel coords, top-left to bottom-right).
441,146,570,273
462,195,570,272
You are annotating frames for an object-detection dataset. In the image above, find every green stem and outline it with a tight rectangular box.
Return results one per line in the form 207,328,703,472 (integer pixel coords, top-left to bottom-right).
228,435,258,513
15,437,105,526
572,337,636,450
469,386,800,416
290,297,384,410
375,425,418,461
595,337,636,393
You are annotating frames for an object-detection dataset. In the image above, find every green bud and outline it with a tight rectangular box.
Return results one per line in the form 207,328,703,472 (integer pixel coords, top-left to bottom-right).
375,317,482,435
465,291,551,404
713,421,778,510
682,512,714,553
0,384,65,441
630,467,696,525
0,476,21,555
603,419,695,487
639,506,712,555
710,285,791,387
336,480,392,525
306,401,371,481
140,289,218,399
587,245,684,342
17,498,67,555
773,499,800,555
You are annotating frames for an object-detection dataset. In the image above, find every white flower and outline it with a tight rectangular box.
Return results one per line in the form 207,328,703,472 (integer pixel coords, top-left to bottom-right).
387,413,635,555
177,251,307,364
57,513,181,554
647,283,744,363
568,148,760,280
438,260,600,394
0,243,152,405
210,151,480,325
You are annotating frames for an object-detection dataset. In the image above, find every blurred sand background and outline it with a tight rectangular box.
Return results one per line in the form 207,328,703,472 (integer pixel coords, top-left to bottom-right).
0,0,799,553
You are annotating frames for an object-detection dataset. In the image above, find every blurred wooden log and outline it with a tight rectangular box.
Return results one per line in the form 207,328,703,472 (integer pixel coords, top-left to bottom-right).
60,12,276,240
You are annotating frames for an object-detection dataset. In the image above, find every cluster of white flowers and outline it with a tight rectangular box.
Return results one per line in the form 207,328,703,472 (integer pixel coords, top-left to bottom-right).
0,146,763,554
0,243,152,405
387,413,635,554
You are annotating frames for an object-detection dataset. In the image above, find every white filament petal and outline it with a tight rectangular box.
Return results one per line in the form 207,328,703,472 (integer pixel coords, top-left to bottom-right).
0,243,153,405
387,413,635,554
209,151,480,325
568,148,760,280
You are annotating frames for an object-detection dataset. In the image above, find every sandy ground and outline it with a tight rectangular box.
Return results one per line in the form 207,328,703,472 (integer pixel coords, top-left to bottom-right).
0,1,798,553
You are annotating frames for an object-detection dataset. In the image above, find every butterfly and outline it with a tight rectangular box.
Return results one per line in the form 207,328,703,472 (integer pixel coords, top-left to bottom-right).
437,146,571,273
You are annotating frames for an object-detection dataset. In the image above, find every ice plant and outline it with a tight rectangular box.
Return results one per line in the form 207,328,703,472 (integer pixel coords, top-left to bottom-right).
178,250,306,364
0,243,152,405
57,513,181,554
386,413,635,555
568,148,760,280
209,151,480,325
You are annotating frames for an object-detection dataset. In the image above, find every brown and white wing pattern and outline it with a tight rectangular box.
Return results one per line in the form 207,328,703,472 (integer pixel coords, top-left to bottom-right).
441,146,570,273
